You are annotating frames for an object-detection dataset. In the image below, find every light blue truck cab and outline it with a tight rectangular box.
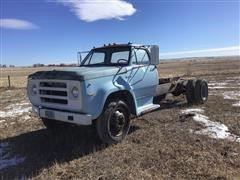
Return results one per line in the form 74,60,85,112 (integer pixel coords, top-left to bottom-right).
27,43,208,144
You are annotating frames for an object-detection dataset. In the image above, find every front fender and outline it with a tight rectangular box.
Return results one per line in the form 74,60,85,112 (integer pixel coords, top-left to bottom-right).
82,75,137,119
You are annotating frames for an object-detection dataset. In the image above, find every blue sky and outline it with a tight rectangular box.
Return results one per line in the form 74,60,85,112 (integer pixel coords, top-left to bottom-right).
1,0,239,66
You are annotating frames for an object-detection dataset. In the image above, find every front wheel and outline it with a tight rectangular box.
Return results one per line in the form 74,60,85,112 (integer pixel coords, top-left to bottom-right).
95,99,130,144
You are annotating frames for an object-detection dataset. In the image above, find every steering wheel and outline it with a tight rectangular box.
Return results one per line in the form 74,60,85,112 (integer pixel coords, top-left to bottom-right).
117,59,128,64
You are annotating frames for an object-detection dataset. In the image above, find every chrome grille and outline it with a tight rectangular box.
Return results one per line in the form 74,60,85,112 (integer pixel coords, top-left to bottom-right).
39,90,67,96
39,81,68,105
39,82,66,88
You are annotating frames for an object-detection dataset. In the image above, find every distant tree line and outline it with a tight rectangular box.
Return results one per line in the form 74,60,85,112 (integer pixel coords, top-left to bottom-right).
33,63,45,67
0,64,15,68
0,63,77,68
32,63,77,67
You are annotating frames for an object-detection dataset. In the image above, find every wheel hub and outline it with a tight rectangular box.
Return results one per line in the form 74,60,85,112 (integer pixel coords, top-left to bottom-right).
110,110,125,136
114,111,125,129
201,83,208,101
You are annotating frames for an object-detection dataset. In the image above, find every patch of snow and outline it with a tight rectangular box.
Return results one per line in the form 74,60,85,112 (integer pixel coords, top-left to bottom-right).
208,93,214,96
208,82,228,86
0,142,25,170
208,86,230,89
233,101,240,107
5,102,30,110
0,120,6,123
181,108,204,114
208,81,239,89
209,86,239,90
224,79,235,83
193,114,239,141
223,91,240,100
181,109,240,143
23,115,31,120
0,100,31,118
0,106,31,118
226,76,240,80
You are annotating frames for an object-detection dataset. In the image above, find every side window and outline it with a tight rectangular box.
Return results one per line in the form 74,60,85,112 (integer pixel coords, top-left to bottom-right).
132,49,150,65
131,50,137,64
111,51,129,64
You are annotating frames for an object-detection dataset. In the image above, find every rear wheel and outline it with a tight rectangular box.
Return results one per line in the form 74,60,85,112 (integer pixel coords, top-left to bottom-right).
95,99,130,144
186,80,196,104
194,79,208,104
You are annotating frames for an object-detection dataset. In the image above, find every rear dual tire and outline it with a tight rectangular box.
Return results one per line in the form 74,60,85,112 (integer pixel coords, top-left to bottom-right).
186,80,196,104
186,79,208,104
195,79,208,103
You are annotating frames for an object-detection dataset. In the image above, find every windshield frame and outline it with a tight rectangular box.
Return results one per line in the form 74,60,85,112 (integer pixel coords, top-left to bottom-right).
80,46,131,67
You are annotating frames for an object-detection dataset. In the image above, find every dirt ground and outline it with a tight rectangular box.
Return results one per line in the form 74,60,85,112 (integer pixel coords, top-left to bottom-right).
0,58,240,179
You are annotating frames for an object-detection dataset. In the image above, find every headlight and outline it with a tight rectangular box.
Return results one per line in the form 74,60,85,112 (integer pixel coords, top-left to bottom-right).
71,87,79,98
32,84,37,95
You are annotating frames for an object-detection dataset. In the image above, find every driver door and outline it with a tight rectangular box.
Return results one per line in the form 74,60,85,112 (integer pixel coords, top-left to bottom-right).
128,48,158,107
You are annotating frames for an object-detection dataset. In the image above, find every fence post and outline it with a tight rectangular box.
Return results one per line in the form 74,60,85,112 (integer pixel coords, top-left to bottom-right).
8,75,11,87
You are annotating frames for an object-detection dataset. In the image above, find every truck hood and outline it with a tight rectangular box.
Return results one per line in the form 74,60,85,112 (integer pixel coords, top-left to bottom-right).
28,66,121,81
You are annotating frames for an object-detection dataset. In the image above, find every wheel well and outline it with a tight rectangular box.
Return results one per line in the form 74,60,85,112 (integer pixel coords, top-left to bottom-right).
105,90,136,116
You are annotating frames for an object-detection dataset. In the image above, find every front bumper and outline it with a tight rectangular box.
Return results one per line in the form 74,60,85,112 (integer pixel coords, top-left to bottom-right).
32,106,92,125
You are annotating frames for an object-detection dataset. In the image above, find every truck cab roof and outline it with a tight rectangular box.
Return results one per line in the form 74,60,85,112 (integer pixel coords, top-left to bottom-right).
93,43,153,50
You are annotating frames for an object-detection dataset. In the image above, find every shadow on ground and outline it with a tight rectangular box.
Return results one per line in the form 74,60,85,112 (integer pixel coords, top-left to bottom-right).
159,99,186,109
0,98,185,179
0,125,139,179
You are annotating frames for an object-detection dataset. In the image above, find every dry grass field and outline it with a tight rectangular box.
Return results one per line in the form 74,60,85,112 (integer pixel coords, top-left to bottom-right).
0,56,239,88
0,67,63,87
0,57,240,179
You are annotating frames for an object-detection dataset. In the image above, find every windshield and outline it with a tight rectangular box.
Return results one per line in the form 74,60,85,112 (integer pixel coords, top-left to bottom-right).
81,46,130,66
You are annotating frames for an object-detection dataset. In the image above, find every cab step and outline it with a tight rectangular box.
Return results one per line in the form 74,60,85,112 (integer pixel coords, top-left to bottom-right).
137,104,160,116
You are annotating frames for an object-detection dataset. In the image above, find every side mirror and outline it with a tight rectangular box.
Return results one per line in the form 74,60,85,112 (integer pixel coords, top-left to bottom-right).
149,45,159,65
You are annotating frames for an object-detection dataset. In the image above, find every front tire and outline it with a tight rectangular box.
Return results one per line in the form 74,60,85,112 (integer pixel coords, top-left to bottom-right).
95,99,130,144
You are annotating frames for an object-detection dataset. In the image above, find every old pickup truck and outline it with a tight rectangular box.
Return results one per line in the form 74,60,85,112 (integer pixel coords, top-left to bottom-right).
27,43,208,144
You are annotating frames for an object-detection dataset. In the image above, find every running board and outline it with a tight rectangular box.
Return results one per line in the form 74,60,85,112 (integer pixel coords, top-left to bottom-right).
137,104,160,116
